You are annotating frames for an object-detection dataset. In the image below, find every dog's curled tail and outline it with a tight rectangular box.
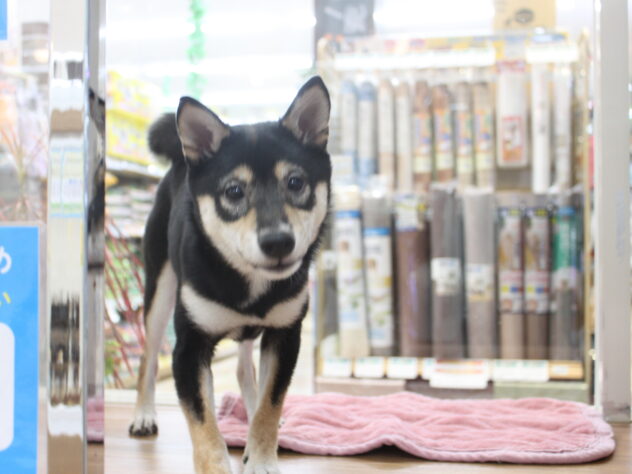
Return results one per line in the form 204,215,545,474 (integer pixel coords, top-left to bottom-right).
148,113,185,164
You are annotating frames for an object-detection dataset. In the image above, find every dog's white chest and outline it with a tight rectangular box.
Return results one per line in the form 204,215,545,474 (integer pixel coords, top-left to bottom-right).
180,283,307,335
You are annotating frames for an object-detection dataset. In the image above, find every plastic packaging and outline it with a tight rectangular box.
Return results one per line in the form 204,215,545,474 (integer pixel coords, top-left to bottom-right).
395,81,413,192
377,79,396,189
473,82,496,188
553,65,573,190
432,84,455,182
497,61,528,168
454,82,474,189
531,64,552,193
412,80,433,192
357,81,378,181
340,80,358,178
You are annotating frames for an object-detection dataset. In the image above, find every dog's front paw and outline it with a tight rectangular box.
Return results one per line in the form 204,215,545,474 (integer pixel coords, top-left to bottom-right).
243,453,280,474
128,410,158,437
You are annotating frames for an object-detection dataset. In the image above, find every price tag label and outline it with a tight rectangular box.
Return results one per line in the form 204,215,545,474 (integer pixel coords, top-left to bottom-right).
354,357,385,378
322,357,353,378
386,357,419,379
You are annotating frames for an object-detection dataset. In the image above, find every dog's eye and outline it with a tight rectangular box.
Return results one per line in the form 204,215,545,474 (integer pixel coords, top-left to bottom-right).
287,176,305,192
225,184,245,201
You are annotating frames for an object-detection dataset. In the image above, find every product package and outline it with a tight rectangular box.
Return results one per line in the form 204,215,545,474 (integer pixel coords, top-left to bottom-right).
497,197,525,359
340,80,358,179
412,80,433,192
377,79,396,189
524,196,551,359
496,61,528,168
473,82,496,188
550,192,582,361
362,185,395,356
357,81,378,182
454,82,475,189
531,63,552,193
395,81,413,192
333,185,370,357
430,183,465,359
553,65,573,190
463,188,497,359
315,227,339,359
432,84,455,182
394,193,432,357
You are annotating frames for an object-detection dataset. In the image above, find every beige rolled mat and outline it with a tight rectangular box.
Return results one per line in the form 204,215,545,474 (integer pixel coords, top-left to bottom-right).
430,183,465,359
473,82,496,188
454,82,474,190
333,185,370,357
497,194,525,359
362,187,395,356
463,188,497,359
395,81,413,192
377,79,396,190
394,194,432,357
524,195,551,360
412,80,433,192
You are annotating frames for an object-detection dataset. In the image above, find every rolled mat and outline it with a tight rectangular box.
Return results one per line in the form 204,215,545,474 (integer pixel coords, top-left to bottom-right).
430,183,464,359
394,193,432,357
218,392,615,464
497,195,525,359
412,80,433,192
524,195,551,360
432,84,455,182
550,192,583,361
463,188,497,359
362,188,395,356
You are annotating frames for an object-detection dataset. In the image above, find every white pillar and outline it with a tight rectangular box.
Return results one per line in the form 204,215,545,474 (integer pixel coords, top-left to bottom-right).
593,0,631,422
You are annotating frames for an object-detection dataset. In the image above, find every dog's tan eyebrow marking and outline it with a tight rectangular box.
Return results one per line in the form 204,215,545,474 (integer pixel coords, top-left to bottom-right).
274,160,302,181
228,164,254,184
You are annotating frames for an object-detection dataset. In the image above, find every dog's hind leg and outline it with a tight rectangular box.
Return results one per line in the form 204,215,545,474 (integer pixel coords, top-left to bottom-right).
173,319,231,474
129,261,176,436
243,319,303,474
237,339,258,423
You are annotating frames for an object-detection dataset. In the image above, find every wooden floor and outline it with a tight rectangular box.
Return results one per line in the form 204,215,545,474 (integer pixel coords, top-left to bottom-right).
100,402,632,473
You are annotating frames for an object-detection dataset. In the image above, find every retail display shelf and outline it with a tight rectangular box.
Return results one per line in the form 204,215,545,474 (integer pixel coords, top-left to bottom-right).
107,156,166,181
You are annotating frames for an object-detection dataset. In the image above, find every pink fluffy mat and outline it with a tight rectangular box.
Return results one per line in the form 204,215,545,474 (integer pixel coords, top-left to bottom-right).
217,391,615,464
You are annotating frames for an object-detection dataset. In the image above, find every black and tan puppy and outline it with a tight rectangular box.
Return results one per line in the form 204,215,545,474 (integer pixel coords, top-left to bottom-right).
128,77,331,474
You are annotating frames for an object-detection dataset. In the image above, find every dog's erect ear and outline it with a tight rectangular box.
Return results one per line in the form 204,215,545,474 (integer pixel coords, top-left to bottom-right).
281,76,330,149
176,97,229,162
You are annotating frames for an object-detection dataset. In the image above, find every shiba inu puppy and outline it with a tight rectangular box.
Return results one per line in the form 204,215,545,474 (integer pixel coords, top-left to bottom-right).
128,77,331,474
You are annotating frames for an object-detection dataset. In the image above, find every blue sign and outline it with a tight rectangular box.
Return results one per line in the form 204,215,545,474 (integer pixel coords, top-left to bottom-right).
0,226,39,473
0,0,6,41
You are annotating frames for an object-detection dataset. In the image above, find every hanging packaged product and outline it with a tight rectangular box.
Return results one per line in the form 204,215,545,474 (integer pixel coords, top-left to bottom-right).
377,79,396,189
496,61,528,168
524,197,551,360
473,82,496,188
394,193,432,357
340,80,358,179
316,228,339,359
333,185,370,358
357,81,378,182
412,80,433,192
497,199,525,359
362,185,395,356
553,64,573,190
432,84,455,182
454,82,474,189
395,81,413,192
463,188,497,359
550,193,582,361
531,63,552,193
431,183,465,359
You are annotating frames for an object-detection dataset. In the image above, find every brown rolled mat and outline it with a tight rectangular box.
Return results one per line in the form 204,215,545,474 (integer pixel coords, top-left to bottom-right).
463,188,497,359
412,80,433,192
550,192,583,361
395,81,413,192
497,194,525,359
430,183,464,359
394,194,432,357
362,189,395,356
432,85,455,183
524,195,551,360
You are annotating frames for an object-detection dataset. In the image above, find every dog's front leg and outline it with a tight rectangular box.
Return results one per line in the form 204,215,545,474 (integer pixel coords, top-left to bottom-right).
173,322,231,474
243,320,302,474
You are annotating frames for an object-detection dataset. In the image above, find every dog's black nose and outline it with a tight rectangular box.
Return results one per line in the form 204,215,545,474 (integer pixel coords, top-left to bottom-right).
258,231,295,259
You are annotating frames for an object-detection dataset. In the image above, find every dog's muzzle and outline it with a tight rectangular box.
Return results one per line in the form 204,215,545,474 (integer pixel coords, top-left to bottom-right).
258,229,295,259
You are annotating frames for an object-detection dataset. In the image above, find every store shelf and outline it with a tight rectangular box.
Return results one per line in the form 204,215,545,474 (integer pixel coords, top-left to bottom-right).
107,156,166,181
